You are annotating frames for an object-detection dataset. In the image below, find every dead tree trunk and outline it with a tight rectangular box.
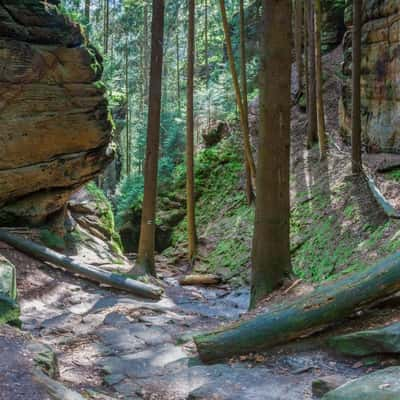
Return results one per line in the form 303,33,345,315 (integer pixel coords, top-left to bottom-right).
0,229,163,300
195,251,400,362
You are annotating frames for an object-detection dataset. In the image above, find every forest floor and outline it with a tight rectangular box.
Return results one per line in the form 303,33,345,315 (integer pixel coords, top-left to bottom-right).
0,247,370,400
2,45,400,399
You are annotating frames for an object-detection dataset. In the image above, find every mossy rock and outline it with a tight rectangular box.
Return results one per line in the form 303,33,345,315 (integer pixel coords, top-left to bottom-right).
0,256,20,326
322,367,400,399
329,323,400,357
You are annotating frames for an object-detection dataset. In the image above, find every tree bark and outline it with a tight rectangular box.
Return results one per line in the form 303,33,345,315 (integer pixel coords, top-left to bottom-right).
135,0,165,276
306,0,318,148
186,0,198,264
195,251,400,362
125,33,130,175
0,229,163,300
240,0,255,204
219,0,256,184
179,274,222,286
352,0,362,174
250,0,292,308
205,0,210,128
294,0,303,95
315,0,327,159
176,24,181,114
304,0,310,114
103,0,109,54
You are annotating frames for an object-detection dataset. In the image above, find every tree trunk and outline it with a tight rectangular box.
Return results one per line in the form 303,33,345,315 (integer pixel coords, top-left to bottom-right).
103,0,109,54
219,0,256,184
240,0,255,204
135,0,165,276
125,33,130,176
0,229,163,300
205,0,211,128
352,0,362,174
250,0,292,308
294,0,303,95
176,24,181,114
186,0,197,264
195,251,400,362
306,0,317,148
315,0,327,159
304,0,310,115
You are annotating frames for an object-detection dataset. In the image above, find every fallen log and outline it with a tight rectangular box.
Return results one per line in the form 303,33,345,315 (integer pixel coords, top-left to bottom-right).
179,274,222,286
194,252,400,362
0,229,163,300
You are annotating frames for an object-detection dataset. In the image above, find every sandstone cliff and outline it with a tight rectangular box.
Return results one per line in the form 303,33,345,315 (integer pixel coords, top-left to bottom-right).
0,0,113,226
340,0,400,152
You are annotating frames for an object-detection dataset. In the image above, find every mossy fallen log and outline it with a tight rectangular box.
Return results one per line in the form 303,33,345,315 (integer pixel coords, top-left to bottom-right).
0,229,163,300
194,252,400,362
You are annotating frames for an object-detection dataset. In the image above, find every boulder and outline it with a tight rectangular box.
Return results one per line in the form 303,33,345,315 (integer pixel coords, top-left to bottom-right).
312,375,348,398
0,256,19,325
65,185,128,270
0,255,16,301
0,0,113,226
322,367,400,399
329,323,400,357
340,0,400,152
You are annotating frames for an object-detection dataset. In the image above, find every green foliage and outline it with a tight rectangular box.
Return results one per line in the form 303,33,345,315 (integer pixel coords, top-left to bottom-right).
115,174,144,228
386,169,400,182
39,229,66,251
0,298,20,327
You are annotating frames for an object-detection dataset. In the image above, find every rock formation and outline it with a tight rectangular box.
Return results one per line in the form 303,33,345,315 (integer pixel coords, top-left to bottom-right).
340,0,400,152
0,0,113,226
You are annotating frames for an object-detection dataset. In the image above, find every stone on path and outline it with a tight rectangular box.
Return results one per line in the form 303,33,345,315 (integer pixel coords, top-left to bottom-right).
329,323,400,357
322,367,400,399
0,255,19,324
312,375,348,398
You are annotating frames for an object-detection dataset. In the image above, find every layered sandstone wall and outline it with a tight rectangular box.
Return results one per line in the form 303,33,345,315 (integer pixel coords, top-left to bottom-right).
0,0,113,225
340,0,400,152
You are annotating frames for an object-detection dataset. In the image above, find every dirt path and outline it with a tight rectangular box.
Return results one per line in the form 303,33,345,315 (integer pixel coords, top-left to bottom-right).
0,244,369,400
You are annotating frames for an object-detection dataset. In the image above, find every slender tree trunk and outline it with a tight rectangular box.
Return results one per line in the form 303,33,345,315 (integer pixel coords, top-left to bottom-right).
176,25,181,114
186,0,197,264
294,0,303,95
219,0,256,184
352,0,362,174
250,0,292,308
205,0,211,128
315,0,327,159
103,0,109,54
125,34,130,175
240,0,254,204
135,0,165,276
306,0,317,148
144,2,150,106
304,0,310,116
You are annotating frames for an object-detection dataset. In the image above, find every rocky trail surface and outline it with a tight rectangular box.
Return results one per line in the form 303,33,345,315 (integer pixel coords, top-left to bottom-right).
0,245,370,400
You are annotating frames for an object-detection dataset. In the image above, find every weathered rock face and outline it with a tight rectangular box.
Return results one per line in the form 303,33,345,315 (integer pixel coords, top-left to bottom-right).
0,0,113,225
340,0,400,152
